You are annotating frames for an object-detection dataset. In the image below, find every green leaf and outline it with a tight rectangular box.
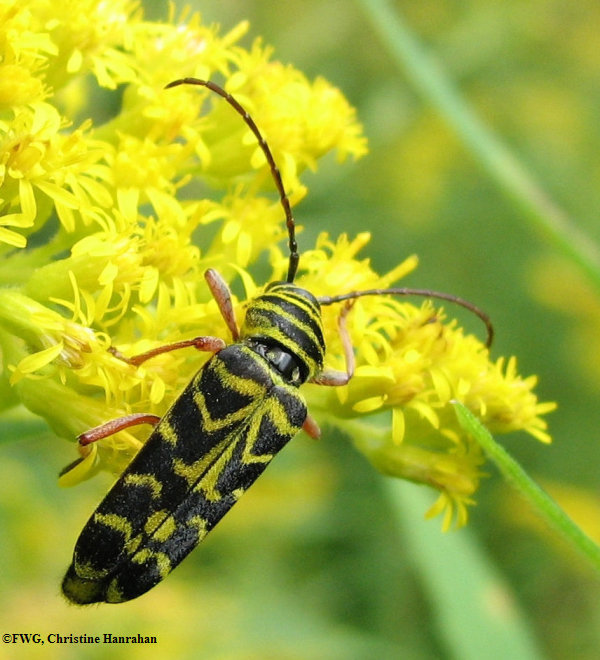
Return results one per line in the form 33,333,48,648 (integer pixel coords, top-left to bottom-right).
385,479,545,660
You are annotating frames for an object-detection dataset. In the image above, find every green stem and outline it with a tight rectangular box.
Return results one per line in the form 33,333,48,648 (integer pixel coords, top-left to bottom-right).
454,401,600,573
356,0,600,293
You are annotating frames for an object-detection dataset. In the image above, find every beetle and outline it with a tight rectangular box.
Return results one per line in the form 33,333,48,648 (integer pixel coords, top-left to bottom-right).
62,78,492,604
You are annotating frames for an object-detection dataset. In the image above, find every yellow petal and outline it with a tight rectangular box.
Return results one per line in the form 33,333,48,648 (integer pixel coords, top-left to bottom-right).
352,395,386,413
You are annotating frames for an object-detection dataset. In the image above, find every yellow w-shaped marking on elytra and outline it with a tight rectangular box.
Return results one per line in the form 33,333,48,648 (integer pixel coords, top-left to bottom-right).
236,396,300,465
172,435,232,489
212,352,270,396
192,358,267,432
193,437,242,502
239,412,274,466
266,395,304,436
193,389,256,431
195,396,301,502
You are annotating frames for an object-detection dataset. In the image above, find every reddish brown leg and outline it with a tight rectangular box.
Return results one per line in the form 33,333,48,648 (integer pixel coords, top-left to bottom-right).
107,269,235,368
205,268,240,341
80,269,238,448
311,300,356,386
78,413,162,446
83,269,239,445
302,414,321,439
110,336,225,367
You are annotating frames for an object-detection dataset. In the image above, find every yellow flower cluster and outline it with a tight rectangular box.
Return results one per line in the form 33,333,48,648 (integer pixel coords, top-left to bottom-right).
0,1,554,527
294,233,556,528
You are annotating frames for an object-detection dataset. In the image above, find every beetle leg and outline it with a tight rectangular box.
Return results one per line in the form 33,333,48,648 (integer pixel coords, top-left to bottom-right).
205,268,241,341
106,269,238,368
302,414,321,439
78,413,162,446
109,335,226,367
311,300,355,386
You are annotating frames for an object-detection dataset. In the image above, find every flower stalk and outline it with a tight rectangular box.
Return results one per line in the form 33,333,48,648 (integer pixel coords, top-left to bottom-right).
454,402,600,570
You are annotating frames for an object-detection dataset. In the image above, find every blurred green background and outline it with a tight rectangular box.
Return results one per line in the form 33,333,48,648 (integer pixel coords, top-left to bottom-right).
2,1,600,658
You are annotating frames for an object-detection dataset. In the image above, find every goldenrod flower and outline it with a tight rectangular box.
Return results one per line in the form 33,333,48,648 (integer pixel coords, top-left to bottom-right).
0,1,554,528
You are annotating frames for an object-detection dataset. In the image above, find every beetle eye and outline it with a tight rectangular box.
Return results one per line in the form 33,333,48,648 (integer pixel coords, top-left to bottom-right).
260,344,304,383
266,347,280,362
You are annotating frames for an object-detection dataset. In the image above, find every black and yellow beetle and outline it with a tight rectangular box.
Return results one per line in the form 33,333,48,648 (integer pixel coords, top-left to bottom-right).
62,78,492,604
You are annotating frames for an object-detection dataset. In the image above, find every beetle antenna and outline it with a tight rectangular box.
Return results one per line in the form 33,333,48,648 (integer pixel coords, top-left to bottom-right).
165,78,299,283
318,288,494,347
